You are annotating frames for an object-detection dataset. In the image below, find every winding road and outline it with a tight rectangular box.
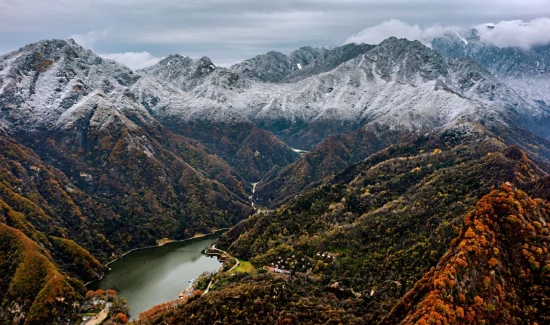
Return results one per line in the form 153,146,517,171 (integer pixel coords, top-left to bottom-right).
203,245,240,294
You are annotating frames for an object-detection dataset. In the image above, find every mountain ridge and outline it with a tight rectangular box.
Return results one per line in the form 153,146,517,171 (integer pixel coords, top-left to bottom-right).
2,34,550,324
141,130,550,324
381,184,550,324
140,36,550,149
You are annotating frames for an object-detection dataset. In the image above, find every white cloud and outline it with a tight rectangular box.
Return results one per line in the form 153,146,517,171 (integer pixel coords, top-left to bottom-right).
344,19,459,45
346,17,550,50
71,28,111,49
100,52,162,70
345,20,422,45
474,17,550,49
3,0,550,62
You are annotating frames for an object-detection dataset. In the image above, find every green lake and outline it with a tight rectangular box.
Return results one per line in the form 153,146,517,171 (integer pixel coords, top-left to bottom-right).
89,232,222,319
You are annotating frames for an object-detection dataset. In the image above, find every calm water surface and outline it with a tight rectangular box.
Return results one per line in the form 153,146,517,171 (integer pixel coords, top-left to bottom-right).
89,232,222,319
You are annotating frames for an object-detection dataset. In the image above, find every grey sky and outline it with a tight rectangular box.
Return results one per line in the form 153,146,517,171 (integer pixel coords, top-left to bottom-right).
1,0,550,69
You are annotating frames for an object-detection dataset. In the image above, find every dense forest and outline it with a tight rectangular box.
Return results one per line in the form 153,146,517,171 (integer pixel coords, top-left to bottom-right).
2,33,550,324
142,126,550,324
0,125,253,323
383,185,550,324
144,185,550,325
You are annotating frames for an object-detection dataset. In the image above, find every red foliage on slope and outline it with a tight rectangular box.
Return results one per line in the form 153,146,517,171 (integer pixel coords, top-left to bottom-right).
381,184,550,325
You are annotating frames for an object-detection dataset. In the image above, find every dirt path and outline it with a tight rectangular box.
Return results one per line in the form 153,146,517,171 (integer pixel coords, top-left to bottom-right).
83,303,110,325
202,245,239,294
228,257,240,272
204,279,214,294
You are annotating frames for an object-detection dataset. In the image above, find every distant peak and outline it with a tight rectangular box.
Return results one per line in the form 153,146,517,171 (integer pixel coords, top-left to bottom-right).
66,38,79,46
377,36,424,48
9,38,95,62
149,54,196,70
297,46,315,51
166,53,185,59
163,53,191,62
199,56,214,66
266,50,284,55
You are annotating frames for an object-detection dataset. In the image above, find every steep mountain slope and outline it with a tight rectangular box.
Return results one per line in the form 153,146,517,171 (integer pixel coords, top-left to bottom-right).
255,118,550,209
0,132,119,261
381,185,550,325
143,37,550,149
432,28,550,123
29,93,254,241
0,38,297,186
255,124,408,207
139,127,550,324
217,129,547,323
0,39,264,324
0,39,254,238
0,133,109,324
230,43,374,83
132,74,299,182
0,223,86,325
142,271,367,325
134,63,300,181
0,39,139,132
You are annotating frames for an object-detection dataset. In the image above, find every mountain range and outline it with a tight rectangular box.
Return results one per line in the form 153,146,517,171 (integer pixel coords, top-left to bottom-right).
1,24,550,324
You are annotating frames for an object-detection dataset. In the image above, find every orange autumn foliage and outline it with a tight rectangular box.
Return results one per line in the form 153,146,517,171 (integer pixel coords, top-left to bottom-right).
381,184,550,325
115,312,129,323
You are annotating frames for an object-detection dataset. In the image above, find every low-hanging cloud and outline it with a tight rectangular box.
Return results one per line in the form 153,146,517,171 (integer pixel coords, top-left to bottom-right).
345,20,421,45
344,19,460,45
100,52,162,70
346,17,550,49
3,1,550,62
474,18,550,49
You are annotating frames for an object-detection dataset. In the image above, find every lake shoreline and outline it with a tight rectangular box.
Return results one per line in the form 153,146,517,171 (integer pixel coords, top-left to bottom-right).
84,228,229,286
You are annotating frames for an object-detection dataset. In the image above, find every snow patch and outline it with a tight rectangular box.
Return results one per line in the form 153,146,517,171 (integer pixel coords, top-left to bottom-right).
291,148,308,154
455,32,468,45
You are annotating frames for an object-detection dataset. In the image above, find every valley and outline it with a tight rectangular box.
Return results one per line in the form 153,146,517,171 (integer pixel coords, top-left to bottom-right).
1,21,550,324
89,231,223,320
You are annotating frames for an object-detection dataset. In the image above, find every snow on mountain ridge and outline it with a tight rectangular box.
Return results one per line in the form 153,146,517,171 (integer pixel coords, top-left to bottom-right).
1,37,547,148
140,54,218,91
229,43,374,83
0,39,154,133
431,30,550,129
141,36,540,137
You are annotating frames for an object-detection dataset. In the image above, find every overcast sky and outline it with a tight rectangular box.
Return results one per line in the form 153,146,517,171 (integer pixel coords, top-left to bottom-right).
1,0,550,69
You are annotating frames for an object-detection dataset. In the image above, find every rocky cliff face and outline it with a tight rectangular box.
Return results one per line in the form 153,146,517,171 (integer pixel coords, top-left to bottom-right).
229,43,374,83
432,28,550,131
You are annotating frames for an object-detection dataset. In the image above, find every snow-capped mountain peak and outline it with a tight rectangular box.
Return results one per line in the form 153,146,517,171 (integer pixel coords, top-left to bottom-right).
140,54,217,91
2,36,549,150
0,39,146,132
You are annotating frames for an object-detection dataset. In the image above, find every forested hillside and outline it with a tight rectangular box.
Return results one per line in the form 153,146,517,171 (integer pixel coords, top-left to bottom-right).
142,125,550,324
